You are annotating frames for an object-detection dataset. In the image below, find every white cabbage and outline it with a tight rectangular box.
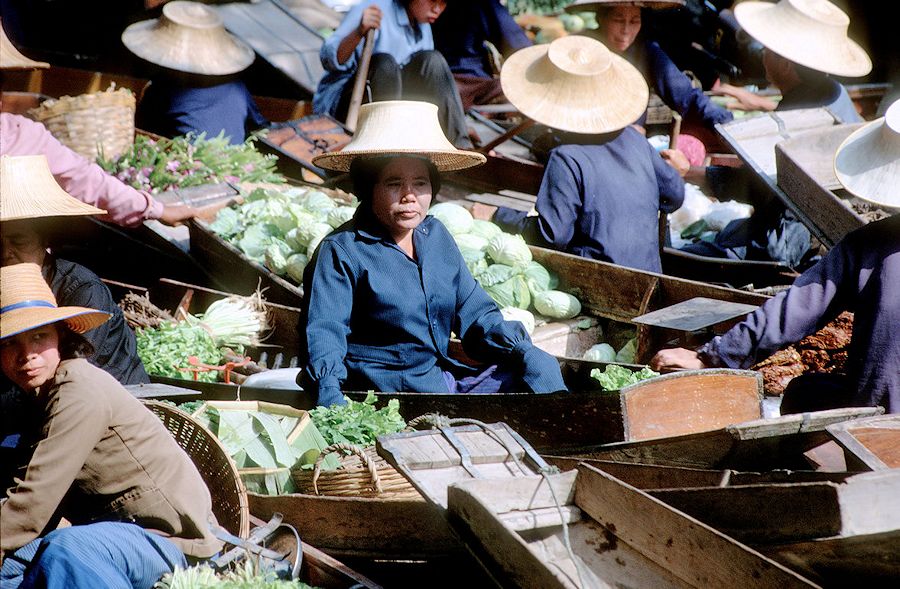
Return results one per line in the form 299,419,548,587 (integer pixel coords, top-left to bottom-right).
533,290,582,319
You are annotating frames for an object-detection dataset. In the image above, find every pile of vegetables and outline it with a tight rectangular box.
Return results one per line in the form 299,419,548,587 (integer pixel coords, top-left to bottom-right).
309,392,406,448
208,186,357,284
507,0,575,17
134,294,268,383
590,364,660,391
99,132,283,193
155,560,317,588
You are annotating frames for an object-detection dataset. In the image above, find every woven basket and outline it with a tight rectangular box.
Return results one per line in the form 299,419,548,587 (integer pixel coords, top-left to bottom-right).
28,85,135,161
292,443,422,500
143,400,250,539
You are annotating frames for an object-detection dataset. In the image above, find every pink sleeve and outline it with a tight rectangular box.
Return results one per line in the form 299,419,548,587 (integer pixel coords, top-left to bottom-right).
0,114,164,227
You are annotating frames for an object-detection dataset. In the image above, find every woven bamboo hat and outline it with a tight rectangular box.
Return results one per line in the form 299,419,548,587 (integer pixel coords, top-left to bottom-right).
312,101,486,172
500,35,649,134
0,18,49,70
565,0,685,12
734,0,871,78
0,155,106,222
121,1,255,76
1,263,110,339
833,100,900,209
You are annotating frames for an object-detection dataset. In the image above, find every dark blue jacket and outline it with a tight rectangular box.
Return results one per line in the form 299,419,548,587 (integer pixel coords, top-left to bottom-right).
136,79,267,145
494,127,685,273
700,214,900,412
300,210,566,406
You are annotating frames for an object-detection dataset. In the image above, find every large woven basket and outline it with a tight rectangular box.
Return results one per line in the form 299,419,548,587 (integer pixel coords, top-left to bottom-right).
28,85,135,161
143,400,250,539
292,443,422,500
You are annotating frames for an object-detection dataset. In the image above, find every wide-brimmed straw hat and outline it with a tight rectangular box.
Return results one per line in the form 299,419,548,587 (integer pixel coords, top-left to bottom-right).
0,18,49,70
500,36,649,134
312,101,486,172
1,263,110,339
833,100,900,209
121,1,255,76
734,0,871,78
565,0,685,12
0,155,106,222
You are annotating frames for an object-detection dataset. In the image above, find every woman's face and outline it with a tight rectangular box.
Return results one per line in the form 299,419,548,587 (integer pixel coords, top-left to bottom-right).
407,0,447,24
2,220,47,267
371,157,433,238
603,6,642,53
1,325,61,392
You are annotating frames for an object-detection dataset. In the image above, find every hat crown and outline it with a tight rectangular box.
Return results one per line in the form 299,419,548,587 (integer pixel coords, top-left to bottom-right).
787,0,848,28
548,36,612,77
163,1,223,30
0,264,59,312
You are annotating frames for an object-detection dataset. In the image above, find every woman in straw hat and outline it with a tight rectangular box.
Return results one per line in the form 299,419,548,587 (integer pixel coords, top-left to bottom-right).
472,35,686,274
0,19,199,227
301,100,566,407
123,1,267,145
718,0,871,123
0,263,222,588
651,99,900,414
314,0,471,147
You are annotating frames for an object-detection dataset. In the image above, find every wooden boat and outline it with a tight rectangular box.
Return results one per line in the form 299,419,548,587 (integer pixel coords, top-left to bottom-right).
826,414,900,471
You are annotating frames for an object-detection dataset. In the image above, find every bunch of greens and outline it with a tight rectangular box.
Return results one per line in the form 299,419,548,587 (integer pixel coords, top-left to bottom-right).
136,322,221,383
507,0,574,16
590,365,660,392
99,132,283,193
309,392,405,447
187,294,268,354
155,560,318,589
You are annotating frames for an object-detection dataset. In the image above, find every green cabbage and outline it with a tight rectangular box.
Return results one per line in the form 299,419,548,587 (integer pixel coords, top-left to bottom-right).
616,338,637,364
500,306,535,334
327,206,356,228
590,365,659,391
582,343,616,363
300,190,337,214
469,219,503,240
293,222,332,249
429,202,474,235
285,253,308,283
209,207,242,238
533,290,582,319
523,261,552,295
484,273,531,310
307,233,327,258
479,264,517,287
238,224,278,260
264,240,293,275
486,233,532,267
454,233,489,252
460,248,488,277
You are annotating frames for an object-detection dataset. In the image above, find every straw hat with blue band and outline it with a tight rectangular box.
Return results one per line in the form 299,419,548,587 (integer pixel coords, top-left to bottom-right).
1,263,110,340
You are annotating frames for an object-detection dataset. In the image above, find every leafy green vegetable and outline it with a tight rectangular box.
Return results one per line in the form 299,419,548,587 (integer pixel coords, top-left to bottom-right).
310,392,405,447
582,343,616,363
485,233,533,267
429,202,474,235
136,323,220,382
533,290,582,319
590,365,660,391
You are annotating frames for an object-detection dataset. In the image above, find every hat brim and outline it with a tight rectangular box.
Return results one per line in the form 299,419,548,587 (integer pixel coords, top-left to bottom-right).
834,116,900,209
312,149,487,173
734,2,871,78
1,307,111,340
500,43,649,134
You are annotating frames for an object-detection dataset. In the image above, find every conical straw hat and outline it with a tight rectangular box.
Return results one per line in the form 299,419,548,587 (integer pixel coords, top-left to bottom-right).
0,18,49,70
0,155,106,222
500,35,649,134
312,101,487,172
833,99,900,209
1,263,110,339
121,1,255,76
734,0,871,78
565,0,685,13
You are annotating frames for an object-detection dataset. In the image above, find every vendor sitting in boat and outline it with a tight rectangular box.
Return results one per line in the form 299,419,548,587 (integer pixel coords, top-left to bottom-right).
471,35,686,274
651,100,900,414
300,101,567,407
0,263,222,588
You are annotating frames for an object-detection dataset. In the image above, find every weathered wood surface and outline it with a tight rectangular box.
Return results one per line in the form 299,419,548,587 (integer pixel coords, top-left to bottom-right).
660,246,798,289
299,541,384,589
564,407,884,470
826,414,900,471
573,463,820,588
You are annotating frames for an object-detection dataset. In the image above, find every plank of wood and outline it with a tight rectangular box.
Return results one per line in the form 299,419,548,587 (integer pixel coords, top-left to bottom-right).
543,457,730,489
498,505,583,532
464,192,534,211
730,407,884,441
827,414,900,470
574,463,821,587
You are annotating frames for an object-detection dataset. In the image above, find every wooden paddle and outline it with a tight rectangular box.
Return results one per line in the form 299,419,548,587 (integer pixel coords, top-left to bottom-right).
345,29,376,132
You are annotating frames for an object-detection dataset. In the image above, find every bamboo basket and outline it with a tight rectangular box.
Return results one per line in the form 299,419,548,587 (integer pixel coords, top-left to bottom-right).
292,443,422,501
28,85,135,161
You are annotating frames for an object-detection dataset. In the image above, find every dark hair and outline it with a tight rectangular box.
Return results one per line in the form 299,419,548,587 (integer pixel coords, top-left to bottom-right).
348,155,441,204
56,324,95,360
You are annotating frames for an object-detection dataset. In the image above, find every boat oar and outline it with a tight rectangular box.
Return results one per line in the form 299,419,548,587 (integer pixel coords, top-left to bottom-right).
345,29,376,132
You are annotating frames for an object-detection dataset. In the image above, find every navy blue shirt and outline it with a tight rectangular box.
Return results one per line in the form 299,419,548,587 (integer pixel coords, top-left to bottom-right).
136,79,267,145
300,210,566,406
432,0,531,79
493,127,685,273
700,214,900,412
777,75,862,123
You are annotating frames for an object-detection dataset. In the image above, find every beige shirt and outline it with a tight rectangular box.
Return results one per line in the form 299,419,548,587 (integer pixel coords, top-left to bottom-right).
1,359,222,557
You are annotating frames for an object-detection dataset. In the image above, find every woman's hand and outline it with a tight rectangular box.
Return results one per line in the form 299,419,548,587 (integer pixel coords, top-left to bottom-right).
649,348,706,372
660,148,690,178
358,5,382,35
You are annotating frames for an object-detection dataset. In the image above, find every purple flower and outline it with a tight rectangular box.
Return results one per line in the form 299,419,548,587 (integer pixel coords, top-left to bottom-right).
225,175,240,183
165,160,181,172
243,163,255,173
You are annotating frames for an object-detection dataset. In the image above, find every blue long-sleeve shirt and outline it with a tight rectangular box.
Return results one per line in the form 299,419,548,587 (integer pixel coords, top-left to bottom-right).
776,75,863,123
432,0,531,79
300,210,566,406
135,79,267,145
493,127,685,273
700,214,900,412
313,0,433,117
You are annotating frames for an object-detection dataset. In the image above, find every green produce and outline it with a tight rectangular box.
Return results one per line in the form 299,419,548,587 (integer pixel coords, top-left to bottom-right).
590,365,660,391
469,219,503,240
454,232,489,252
429,202,474,234
500,306,536,334
265,240,293,276
309,392,405,447
533,290,582,319
484,272,532,310
460,247,489,277
136,322,221,383
155,560,318,588
582,343,616,363
285,253,308,283
327,206,356,228
99,132,282,193
616,337,637,363
507,0,572,16
523,260,553,295
189,294,268,353
486,233,533,266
